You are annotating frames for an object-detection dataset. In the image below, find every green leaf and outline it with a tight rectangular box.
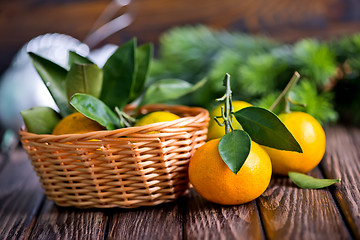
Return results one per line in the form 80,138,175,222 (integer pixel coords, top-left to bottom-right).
70,93,120,130
140,78,207,106
289,172,341,189
28,52,73,117
21,106,61,134
129,43,153,102
100,39,136,110
68,51,93,66
234,106,303,153
65,63,103,101
218,130,251,174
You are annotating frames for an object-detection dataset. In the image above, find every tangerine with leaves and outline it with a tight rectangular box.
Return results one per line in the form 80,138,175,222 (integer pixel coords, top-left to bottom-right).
189,138,272,205
22,39,206,135
263,111,326,175
188,73,304,205
263,72,326,176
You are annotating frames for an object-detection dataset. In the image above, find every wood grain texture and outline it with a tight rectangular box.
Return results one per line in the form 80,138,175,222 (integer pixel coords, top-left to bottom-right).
123,0,360,42
2,126,360,239
184,188,265,240
107,199,183,239
321,126,360,239
258,168,351,240
29,200,107,240
2,0,360,73
105,0,360,46
0,0,109,73
0,149,44,239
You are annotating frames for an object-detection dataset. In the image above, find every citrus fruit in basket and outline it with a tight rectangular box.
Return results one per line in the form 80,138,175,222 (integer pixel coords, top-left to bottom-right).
52,112,105,135
188,138,272,205
207,101,252,140
135,111,180,127
262,111,326,175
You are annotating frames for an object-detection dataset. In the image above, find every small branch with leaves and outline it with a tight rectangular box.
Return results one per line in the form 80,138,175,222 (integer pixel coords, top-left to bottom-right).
214,73,234,135
214,73,303,175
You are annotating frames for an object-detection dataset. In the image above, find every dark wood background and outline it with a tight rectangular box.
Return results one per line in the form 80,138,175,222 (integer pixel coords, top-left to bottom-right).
1,0,360,75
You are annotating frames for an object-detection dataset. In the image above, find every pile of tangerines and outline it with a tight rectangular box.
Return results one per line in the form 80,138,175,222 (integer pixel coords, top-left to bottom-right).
21,38,336,206
49,72,328,206
189,100,325,205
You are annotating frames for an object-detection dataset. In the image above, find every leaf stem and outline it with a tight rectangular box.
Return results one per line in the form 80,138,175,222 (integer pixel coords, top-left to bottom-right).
269,71,301,112
285,98,291,113
215,73,234,135
115,107,136,128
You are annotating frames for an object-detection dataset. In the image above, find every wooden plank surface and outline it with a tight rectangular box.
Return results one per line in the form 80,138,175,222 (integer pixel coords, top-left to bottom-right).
184,189,265,240
1,126,360,239
107,200,183,239
321,126,360,239
29,200,107,240
258,168,351,240
0,149,44,239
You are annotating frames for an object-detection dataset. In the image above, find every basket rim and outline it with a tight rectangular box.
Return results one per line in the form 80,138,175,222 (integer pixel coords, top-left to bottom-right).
19,104,209,139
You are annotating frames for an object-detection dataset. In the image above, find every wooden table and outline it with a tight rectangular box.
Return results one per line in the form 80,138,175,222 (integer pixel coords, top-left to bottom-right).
0,125,359,239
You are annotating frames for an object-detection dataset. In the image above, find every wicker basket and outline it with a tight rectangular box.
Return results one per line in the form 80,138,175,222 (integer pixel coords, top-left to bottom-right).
19,104,209,208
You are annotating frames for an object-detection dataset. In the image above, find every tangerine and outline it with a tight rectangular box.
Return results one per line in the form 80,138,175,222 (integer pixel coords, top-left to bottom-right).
188,138,272,205
263,111,326,175
135,111,180,126
52,112,105,135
